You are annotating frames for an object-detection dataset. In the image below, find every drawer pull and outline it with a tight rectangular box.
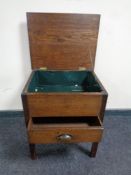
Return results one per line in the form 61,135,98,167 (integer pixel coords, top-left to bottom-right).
57,134,72,142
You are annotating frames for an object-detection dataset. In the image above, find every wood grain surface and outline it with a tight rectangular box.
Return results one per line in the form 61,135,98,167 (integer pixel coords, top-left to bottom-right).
27,13,100,70
26,93,103,117
21,13,108,158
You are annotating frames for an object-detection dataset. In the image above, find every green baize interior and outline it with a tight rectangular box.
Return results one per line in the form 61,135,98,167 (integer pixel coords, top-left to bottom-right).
28,70,102,93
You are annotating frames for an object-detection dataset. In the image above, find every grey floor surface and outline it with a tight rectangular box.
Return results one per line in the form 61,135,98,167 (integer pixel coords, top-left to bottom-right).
0,113,131,175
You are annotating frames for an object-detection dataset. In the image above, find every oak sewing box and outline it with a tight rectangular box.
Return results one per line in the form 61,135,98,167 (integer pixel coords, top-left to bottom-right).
21,12,108,159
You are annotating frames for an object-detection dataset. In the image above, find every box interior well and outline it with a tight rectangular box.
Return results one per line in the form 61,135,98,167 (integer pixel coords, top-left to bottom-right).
28,70,102,93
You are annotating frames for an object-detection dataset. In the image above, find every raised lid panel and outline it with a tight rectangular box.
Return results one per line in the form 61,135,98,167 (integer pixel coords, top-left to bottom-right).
27,13,100,70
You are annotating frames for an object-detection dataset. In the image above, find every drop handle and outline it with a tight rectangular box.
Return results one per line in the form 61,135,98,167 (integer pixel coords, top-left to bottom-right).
57,134,72,142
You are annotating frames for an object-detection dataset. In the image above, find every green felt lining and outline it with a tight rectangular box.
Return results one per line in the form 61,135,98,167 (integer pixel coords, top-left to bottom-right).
28,70,102,93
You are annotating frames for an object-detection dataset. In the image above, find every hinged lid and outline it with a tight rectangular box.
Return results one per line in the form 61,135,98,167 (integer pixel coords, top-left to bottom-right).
27,13,100,70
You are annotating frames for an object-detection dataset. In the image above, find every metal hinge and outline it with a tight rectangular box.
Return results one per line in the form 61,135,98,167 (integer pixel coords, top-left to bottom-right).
39,67,47,71
78,67,86,71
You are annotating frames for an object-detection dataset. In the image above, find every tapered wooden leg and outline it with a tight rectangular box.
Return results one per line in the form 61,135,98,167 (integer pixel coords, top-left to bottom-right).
29,144,37,160
90,142,99,157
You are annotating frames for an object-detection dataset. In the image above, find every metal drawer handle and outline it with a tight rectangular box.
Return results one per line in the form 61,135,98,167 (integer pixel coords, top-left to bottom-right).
57,134,72,142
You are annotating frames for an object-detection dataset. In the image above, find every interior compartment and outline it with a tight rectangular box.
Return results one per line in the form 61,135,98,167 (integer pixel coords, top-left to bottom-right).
28,70,102,93
31,116,102,128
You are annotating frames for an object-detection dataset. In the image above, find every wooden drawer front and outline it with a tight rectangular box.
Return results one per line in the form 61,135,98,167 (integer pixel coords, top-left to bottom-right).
27,94,102,117
28,117,103,144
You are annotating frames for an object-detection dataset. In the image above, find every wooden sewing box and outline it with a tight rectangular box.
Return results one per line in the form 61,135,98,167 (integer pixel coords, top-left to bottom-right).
21,12,108,159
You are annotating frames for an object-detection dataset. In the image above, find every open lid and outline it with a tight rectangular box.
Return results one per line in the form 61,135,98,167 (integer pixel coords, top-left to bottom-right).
27,13,100,70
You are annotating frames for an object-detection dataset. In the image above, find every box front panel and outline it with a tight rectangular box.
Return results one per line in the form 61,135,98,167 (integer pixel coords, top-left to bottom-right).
27,93,102,117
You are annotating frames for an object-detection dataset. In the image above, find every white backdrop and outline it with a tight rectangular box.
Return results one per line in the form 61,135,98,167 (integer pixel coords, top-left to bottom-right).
0,0,131,110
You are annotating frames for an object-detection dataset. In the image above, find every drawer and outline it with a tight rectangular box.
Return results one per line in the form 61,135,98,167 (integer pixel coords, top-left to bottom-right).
28,116,103,144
